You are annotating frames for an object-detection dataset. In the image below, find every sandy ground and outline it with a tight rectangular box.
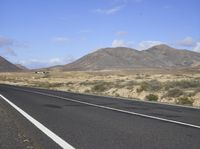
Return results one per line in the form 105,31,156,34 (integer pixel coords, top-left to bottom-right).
0,97,35,149
0,69,200,107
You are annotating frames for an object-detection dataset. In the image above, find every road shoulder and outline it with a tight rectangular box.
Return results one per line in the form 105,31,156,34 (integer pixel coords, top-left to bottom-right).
0,96,59,149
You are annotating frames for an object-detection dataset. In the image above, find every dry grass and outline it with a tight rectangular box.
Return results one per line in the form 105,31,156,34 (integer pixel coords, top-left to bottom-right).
0,69,200,107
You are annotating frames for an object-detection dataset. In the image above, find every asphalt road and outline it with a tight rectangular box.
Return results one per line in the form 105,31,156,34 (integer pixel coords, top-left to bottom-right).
0,84,200,149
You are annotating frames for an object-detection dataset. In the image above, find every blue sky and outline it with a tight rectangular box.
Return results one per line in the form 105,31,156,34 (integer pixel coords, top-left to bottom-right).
0,0,200,68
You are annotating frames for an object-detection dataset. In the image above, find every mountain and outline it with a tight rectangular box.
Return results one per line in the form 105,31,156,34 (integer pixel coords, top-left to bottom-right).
142,44,200,68
49,44,200,71
62,47,143,70
0,56,22,72
15,64,29,71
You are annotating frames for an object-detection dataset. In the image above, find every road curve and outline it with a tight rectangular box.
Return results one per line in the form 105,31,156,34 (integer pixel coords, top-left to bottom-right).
0,84,200,149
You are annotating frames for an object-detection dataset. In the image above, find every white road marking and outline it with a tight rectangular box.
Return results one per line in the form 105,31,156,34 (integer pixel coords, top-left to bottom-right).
0,94,75,149
82,91,200,109
6,86,200,129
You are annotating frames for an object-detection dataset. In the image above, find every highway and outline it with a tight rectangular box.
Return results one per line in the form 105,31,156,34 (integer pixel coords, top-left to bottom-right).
0,84,200,149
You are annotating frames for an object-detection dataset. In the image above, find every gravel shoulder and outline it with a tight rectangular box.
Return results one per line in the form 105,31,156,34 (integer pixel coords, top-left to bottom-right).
0,97,59,149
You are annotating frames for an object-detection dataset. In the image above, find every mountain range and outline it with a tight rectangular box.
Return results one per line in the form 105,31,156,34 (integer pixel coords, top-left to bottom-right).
49,44,200,71
1,44,200,72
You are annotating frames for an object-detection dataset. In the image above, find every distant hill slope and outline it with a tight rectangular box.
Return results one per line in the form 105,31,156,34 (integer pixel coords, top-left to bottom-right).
15,64,29,71
62,47,143,70
55,44,200,71
142,44,200,68
0,56,22,72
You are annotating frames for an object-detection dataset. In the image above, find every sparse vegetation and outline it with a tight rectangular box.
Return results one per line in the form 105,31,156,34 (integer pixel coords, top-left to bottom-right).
164,80,200,90
137,80,162,93
36,82,63,88
125,80,138,89
91,81,112,92
165,88,184,98
176,97,193,105
0,70,200,107
145,94,158,101
136,87,143,93
84,89,90,93
194,88,200,95
115,93,120,97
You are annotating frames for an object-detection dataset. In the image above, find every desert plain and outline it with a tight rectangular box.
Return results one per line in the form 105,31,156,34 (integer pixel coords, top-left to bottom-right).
0,68,200,107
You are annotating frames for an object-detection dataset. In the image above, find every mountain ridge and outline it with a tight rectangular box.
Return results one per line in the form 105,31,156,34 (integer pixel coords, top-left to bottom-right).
0,56,22,72
2,44,200,72
56,44,200,71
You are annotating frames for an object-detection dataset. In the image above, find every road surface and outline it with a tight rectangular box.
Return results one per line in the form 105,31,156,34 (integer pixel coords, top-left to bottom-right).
0,84,200,149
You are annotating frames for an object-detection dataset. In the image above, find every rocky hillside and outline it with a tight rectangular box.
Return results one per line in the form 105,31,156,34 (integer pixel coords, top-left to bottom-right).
59,44,200,71
0,56,22,72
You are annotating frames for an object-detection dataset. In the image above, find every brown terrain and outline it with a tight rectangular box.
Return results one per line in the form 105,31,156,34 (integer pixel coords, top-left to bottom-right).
0,56,22,72
49,44,200,71
15,64,29,71
0,44,200,107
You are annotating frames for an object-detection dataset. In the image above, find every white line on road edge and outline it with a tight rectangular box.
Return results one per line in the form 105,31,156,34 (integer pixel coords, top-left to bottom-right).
0,94,75,149
9,87,200,129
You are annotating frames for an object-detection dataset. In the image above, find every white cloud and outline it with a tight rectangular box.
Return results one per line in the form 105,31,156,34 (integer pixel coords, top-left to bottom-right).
3,47,16,56
138,40,164,50
0,36,17,57
49,58,64,65
52,37,69,43
0,36,28,48
0,36,13,47
0,36,29,58
112,39,133,47
19,56,74,69
178,37,195,47
176,37,200,52
112,40,126,47
116,31,128,36
94,5,123,15
193,42,200,52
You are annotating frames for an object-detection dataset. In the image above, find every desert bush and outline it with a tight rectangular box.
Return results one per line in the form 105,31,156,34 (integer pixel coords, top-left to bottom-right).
136,80,162,93
50,83,63,88
115,93,120,97
36,82,51,88
125,80,138,89
135,75,143,79
148,80,162,91
165,80,200,90
84,89,90,93
136,87,143,93
194,88,200,95
91,81,112,92
80,81,95,86
165,88,184,97
126,80,138,86
65,82,73,85
145,94,158,101
145,74,151,78
36,82,63,88
139,82,149,91
67,89,72,92
187,88,200,97
42,73,51,78
176,97,193,105
113,80,125,88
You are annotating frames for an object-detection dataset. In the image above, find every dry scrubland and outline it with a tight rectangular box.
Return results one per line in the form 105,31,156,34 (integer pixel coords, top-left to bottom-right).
0,69,200,107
